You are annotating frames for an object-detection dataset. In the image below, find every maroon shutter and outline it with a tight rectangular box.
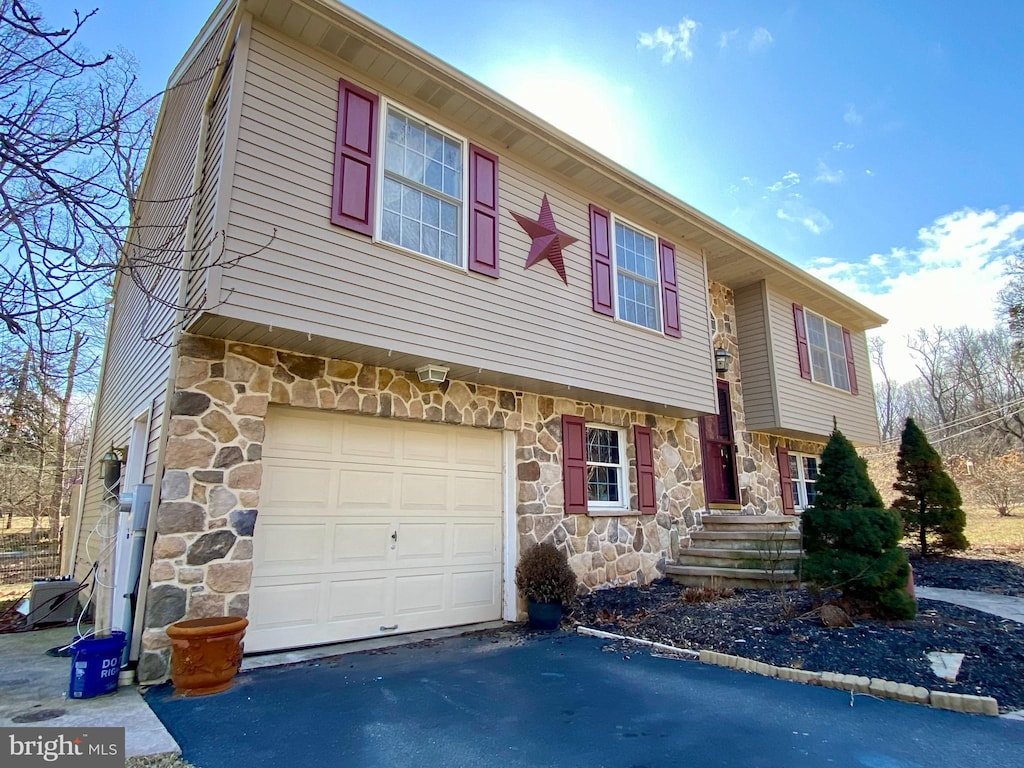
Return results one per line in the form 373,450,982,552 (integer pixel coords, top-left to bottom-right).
633,425,656,514
562,415,588,514
842,328,859,395
589,204,614,316
468,144,499,277
331,79,378,235
776,445,795,514
658,239,681,338
792,303,812,380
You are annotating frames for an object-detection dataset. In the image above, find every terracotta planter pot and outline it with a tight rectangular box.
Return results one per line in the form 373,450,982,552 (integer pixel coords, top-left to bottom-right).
166,616,248,696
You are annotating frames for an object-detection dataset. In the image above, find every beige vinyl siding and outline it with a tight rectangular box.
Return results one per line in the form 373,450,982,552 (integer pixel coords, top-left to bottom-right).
186,53,233,315
765,286,880,445
74,19,232,583
208,22,715,415
734,281,779,429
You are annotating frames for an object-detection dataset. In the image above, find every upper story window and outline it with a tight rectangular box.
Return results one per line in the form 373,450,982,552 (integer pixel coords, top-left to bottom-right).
614,220,662,331
331,79,500,277
804,310,850,391
792,303,859,395
381,104,464,266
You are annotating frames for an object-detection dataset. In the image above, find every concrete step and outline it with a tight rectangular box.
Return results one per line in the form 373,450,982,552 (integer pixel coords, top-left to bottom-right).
700,514,799,531
690,530,802,551
664,564,801,590
675,548,803,569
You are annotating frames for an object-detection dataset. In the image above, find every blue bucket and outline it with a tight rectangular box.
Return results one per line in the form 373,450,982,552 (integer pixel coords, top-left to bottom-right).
68,631,127,699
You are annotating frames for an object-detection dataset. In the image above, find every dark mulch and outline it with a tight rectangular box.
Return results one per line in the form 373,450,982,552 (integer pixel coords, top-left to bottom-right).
911,552,1024,596
569,568,1024,713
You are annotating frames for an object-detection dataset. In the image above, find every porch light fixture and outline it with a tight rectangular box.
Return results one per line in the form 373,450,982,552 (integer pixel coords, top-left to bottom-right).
714,347,732,374
101,444,125,497
416,364,449,384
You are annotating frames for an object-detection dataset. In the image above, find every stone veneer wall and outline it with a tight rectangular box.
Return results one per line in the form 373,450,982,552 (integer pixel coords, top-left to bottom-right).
138,314,806,681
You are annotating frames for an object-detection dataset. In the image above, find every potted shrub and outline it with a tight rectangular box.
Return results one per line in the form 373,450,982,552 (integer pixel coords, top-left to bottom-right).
515,542,578,630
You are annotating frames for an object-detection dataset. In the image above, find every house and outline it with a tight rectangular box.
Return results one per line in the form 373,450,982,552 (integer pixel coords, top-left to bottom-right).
69,0,885,684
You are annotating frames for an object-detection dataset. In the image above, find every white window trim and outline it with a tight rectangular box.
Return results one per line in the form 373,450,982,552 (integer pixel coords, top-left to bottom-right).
585,424,629,513
374,97,469,272
803,308,851,392
789,452,819,511
610,214,663,334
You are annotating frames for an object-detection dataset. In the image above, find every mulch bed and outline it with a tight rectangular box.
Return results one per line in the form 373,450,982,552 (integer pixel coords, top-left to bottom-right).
568,555,1024,713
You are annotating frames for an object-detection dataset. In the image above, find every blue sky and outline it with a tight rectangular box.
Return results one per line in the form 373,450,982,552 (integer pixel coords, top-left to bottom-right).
50,0,1024,382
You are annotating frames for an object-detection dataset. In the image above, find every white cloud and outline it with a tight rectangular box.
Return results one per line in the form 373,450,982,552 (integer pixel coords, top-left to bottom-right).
638,19,699,63
832,141,855,151
719,28,739,49
814,160,845,184
749,27,774,51
865,169,875,176
777,201,832,234
766,170,800,192
843,104,863,125
807,208,1024,382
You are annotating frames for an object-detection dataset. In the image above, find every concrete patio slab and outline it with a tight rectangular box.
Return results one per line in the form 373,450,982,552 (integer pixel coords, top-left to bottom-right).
917,586,1024,624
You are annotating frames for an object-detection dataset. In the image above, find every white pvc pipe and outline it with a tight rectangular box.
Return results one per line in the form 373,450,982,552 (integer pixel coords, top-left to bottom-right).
576,626,700,658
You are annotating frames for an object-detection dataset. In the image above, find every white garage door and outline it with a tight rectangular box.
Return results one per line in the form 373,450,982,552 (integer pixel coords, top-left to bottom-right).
247,408,504,653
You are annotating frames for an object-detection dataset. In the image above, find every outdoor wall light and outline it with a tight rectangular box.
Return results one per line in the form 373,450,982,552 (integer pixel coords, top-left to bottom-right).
416,364,450,384
714,347,732,373
101,444,125,496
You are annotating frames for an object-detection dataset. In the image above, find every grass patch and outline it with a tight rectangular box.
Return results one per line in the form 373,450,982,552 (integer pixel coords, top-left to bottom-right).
963,506,1024,551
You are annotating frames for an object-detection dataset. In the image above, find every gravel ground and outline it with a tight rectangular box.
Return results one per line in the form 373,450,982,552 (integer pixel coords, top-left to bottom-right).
911,551,1024,596
570,556,1024,713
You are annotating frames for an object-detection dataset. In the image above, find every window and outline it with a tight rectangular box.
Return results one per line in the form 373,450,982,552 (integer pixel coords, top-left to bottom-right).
585,426,627,509
331,80,500,276
792,304,859,394
787,453,819,510
588,205,681,338
561,416,656,515
381,104,464,265
614,220,661,331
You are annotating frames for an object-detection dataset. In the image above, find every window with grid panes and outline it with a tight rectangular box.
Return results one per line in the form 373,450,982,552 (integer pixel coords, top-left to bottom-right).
614,220,661,331
586,426,627,509
804,310,851,391
788,453,819,510
381,105,463,265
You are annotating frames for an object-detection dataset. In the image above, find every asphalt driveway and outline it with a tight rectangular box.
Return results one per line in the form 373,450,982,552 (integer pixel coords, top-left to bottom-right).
145,629,1023,768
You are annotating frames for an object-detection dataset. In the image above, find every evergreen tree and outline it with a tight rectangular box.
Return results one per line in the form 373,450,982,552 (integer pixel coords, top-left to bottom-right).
802,426,916,619
813,428,884,510
892,418,969,557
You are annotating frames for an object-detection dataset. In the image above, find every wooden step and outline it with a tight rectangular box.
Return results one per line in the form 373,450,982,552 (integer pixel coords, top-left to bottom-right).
690,530,802,551
675,548,803,569
664,564,801,590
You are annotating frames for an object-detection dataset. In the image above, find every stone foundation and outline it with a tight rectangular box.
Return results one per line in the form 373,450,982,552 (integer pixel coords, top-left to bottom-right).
137,328,794,682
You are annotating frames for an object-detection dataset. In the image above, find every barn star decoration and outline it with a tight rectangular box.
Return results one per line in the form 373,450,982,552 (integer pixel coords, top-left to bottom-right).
510,194,578,284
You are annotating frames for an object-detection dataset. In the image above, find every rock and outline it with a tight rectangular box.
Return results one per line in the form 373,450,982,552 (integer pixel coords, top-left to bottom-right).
193,470,224,484
161,470,190,501
208,486,238,517
201,411,238,443
178,336,225,360
170,391,211,416
152,535,186,560
279,352,324,380
228,343,277,367
820,605,853,628
188,594,227,619
146,584,186,627
164,437,215,470
227,463,262,490
230,508,258,537
213,445,244,468
186,530,237,565
228,593,250,617
927,651,965,682
136,651,169,685
156,502,204,534
207,562,253,593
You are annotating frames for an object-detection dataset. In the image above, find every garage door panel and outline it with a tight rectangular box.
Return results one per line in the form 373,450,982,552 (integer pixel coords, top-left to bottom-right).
328,577,389,621
396,523,445,560
337,468,395,510
340,418,397,461
249,581,320,630
256,522,326,569
332,522,393,565
452,569,500,608
263,464,334,509
394,573,445,614
455,430,502,468
252,409,504,653
453,523,499,558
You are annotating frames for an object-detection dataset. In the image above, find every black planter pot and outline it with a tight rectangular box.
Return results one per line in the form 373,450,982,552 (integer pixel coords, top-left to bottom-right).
526,600,563,630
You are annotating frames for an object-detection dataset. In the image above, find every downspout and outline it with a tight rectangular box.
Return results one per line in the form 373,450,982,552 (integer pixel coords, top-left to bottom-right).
128,1,245,664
